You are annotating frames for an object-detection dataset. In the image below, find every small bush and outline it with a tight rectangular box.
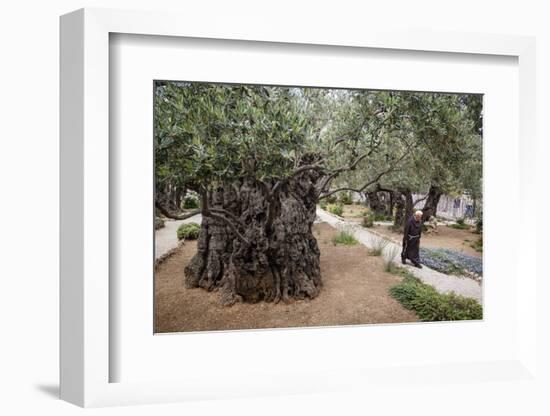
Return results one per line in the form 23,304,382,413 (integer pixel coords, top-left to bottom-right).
470,235,483,252
450,218,470,230
177,222,201,240
384,245,400,272
475,216,483,234
372,212,389,222
183,196,199,209
328,203,344,216
319,200,328,210
325,195,338,204
361,213,374,228
389,273,483,321
331,231,358,246
369,236,389,256
155,217,165,230
339,192,353,205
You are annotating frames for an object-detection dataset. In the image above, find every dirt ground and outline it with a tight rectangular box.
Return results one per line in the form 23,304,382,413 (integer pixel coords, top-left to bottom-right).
374,224,482,258
154,222,419,333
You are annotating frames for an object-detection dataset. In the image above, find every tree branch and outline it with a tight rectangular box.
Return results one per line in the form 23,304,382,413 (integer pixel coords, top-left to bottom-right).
413,194,429,207
155,200,200,220
319,140,413,200
317,112,399,196
271,162,325,196
200,190,251,245
210,208,246,229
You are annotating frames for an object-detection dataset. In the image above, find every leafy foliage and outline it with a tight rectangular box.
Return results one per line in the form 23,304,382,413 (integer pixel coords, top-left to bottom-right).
449,218,470,230
155,81,482,229
389,269,482,321
384,245,401,272
155,217,165,230
331,231,358,246
420,247,482,275
155,82,321,192
373,212,391,221
475,215,483,234
361,213,374,228
470,235,483,253
390,276,483,321
368,237,389,256
338,192,353,205
177,222,201,240
327,203,344,216
182,195,199,209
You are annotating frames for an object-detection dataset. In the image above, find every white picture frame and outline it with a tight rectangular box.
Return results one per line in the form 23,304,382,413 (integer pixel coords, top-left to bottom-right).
60,7,538,407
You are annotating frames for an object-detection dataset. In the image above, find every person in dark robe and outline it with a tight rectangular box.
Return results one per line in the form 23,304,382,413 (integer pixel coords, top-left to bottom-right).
401,210,423,268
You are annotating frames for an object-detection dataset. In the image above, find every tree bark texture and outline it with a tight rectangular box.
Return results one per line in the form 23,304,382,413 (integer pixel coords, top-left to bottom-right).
184,170,323,305
393,189,413,230
422,185,442,221
366,191,386,215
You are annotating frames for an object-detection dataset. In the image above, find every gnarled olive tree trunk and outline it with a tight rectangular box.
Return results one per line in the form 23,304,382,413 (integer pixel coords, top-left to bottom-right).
184,170,322,305
366,191,386,216
393,189,413,230
422,185,442,221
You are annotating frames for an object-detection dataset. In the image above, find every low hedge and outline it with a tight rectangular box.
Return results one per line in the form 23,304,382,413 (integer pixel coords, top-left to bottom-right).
389,271,482,321
177,222,201,240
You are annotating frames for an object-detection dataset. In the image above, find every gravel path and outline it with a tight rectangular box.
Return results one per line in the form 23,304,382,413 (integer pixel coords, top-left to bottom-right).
155,214,202,259
316,208,483,303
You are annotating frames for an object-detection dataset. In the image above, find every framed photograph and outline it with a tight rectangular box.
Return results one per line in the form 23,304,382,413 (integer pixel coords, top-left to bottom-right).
60,8,538,407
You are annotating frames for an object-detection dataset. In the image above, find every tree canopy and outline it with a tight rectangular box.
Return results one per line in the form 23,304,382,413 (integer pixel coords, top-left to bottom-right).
154,81,482,209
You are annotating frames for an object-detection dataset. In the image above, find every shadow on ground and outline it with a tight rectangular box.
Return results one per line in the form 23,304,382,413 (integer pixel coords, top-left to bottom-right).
34,383,59,399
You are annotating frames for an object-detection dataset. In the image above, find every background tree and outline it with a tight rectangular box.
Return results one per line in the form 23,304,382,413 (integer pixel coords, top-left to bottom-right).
330,92,483,225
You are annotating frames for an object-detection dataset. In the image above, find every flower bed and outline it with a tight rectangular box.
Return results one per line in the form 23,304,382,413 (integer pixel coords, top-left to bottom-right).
420,247,483,277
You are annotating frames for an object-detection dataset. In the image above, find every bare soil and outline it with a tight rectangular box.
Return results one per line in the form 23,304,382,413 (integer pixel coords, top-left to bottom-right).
154,222,418,333
374,224,482,258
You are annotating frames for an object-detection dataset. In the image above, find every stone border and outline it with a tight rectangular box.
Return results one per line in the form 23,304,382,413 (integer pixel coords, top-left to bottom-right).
154,239,186,267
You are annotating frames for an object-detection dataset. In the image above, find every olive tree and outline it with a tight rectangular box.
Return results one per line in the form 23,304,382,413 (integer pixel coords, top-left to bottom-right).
155,82,409,305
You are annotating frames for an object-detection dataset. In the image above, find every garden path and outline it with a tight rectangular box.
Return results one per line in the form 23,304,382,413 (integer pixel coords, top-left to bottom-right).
316,208,483,302
155,214,202,259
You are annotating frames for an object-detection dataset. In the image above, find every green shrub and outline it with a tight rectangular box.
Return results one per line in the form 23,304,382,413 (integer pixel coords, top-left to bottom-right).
339,192,353,205
328,203,344,216
470,235,483,252
373,212,389,222
384,245,401,272
331,231,358,246
177,222,201,240
389,272,482,321
361,213,374,228
155,217,165,230
319,200,328,210
475,216,483,234
350,210,368,218
368,237,389,256
450,218,470,230
325,195,338,204
183,195,199,209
